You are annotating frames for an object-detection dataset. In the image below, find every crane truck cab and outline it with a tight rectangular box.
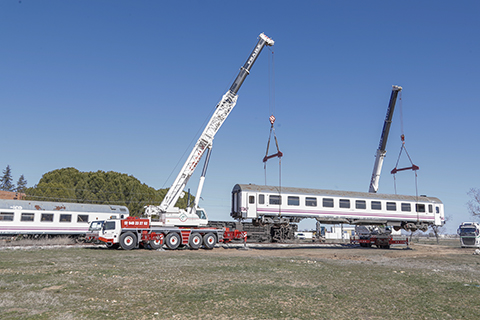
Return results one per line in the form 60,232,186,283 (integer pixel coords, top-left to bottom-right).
458,222,480,248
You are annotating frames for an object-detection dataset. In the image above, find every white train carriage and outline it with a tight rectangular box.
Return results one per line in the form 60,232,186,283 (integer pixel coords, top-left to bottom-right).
231,184,444,231
0,199,129,237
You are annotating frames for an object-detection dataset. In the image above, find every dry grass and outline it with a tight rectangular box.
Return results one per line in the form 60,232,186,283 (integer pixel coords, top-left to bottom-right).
0,236,76,247
0,242,479,319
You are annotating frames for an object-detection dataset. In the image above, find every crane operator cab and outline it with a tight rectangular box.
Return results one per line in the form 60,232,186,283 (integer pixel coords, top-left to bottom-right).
196,209,207,220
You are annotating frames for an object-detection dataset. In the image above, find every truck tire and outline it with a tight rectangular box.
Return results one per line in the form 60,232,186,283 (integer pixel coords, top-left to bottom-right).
149,239,162,250
203,232,216,250
165,233,181,250
106,243,119,250
120,232,137,250
189,233,202,250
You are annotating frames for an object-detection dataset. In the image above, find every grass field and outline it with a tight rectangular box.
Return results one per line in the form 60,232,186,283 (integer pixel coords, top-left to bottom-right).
1,241,479,319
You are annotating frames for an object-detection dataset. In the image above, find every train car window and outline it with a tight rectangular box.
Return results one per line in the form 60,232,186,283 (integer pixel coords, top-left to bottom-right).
436,206,440,214
355,200,366,209
401,203,411,212
288,196,300,206
249,196,255,204
305,197,317,207
386,202,397,211
429,204,433,213
259,194,265,204
416,204,426,213
339,199,350,208
60,214,72,222
21,213,34,222
371,201,381,210
269,195,282,205
0,212,14,221
77,214,89,223
323,198,334,208
41,213,54,222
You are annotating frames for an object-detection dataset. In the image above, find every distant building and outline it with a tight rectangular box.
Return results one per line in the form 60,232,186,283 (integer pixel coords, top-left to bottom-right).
324,225,355,240
295,231,314,240
0,191,25,200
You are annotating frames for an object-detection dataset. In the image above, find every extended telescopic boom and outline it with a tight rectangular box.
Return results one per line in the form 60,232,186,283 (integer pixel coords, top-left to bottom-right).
368,85,402,193
155,33,274,215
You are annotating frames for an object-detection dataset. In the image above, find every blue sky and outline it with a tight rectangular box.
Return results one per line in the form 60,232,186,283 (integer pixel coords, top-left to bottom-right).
1,1,479,233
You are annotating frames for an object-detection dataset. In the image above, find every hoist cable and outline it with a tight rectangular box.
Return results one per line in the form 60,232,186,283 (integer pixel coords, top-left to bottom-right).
268,46,275,117
391,90,420,202
264,45,282,217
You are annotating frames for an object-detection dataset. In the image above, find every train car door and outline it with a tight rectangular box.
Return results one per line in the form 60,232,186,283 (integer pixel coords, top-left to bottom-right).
434,205,442,226
245,193,258,219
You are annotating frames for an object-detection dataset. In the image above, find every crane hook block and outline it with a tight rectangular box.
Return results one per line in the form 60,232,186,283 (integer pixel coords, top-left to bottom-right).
269,115,276,125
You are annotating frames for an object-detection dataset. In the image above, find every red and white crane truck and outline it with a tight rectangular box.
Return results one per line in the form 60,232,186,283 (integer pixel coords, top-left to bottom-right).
85,33,274,250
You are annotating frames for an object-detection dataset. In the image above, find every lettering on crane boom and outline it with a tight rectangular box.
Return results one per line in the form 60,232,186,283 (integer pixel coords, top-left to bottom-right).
247,44,262,66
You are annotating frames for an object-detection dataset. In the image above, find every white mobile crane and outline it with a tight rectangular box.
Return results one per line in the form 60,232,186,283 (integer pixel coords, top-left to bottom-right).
145,32,274,227
85,33,274,250
352,85,407,248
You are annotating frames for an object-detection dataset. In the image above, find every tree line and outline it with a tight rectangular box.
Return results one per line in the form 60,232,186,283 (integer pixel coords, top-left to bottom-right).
15,167,190,216
0,165,27,193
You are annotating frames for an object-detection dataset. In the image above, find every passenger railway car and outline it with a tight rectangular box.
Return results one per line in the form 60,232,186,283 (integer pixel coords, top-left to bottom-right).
231,184,444,231
0,199,129,237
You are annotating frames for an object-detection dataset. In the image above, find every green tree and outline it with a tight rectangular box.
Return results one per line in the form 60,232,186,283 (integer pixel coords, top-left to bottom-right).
0,165,15,191
25,167,193,216
16,174,27,193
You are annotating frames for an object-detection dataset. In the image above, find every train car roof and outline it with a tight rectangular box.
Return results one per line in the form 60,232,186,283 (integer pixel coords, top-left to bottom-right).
233,184,442,204
0,199,129,213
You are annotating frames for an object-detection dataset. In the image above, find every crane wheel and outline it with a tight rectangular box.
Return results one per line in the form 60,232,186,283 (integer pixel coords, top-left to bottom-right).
106,243,119,250
120,232,137,250
189,233,202,250
203,232,216,250
149,239,163,250
165,233,181,250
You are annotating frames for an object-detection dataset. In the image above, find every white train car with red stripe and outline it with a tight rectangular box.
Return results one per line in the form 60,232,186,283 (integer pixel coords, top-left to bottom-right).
0,199,129,237
85,216,246,250
231,184,444,232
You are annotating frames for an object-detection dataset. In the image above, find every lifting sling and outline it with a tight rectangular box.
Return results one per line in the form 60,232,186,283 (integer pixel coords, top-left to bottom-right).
391,134,420,197
263,115,283,163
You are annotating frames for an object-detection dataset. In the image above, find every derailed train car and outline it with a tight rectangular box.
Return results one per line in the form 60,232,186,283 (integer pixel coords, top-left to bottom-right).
0,199,129,237
231,184,444,232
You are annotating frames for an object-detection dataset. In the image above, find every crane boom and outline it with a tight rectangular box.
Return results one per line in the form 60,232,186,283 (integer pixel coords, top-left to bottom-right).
146,33,274,224
368,85,402,193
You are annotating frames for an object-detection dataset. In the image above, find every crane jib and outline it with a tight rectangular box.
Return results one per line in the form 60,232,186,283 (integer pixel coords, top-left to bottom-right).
229,34,274,95
378,86,402,152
